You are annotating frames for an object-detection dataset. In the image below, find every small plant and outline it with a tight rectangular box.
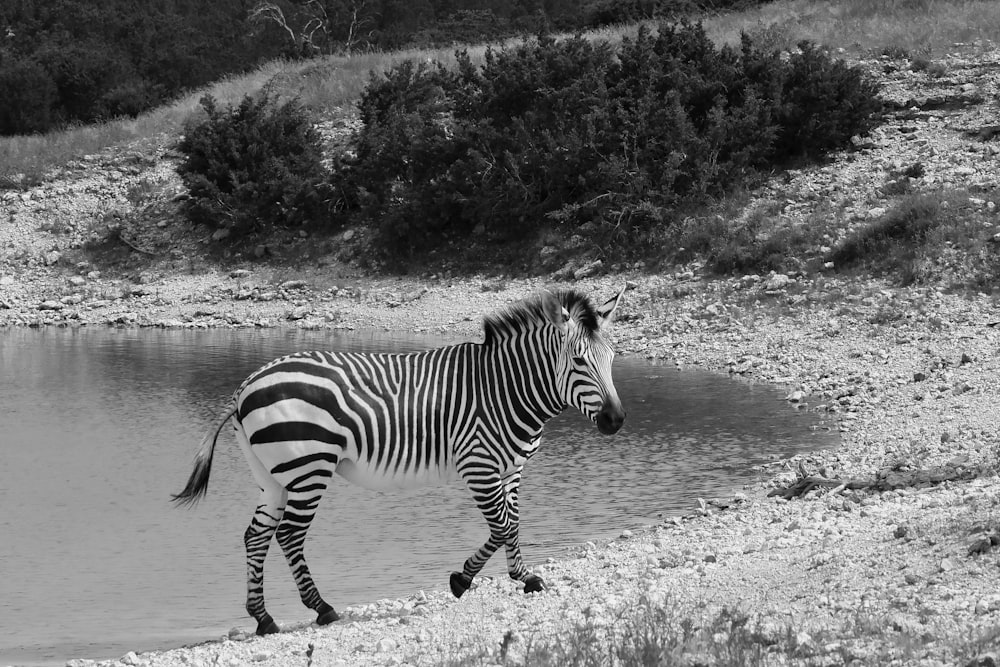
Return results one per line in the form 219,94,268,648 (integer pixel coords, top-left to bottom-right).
828,194,941,272
880,44,910,59
176,93,334,243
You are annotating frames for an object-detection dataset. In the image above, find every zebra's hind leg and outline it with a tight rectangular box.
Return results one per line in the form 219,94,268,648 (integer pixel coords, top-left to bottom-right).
275,489,339,626
244,489,286,636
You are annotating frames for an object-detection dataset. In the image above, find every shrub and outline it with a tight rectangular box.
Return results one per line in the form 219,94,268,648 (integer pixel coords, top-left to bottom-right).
339,22,882,261
828,195,940,269
0,56,59,135
176,93,332,242
771,41,882,160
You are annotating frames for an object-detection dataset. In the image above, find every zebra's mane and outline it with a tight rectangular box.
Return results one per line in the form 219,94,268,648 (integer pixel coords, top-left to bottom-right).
482,290,599,345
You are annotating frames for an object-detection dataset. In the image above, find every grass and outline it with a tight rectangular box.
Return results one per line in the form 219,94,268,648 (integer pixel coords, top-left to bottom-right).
704,0,1000,57
828,190,1000,288
439,595,1000,666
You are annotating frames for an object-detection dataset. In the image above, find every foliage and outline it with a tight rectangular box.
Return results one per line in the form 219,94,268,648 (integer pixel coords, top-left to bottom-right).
0,55,58,135
338,22,882,259
770,41,882,159
0,1,276,135
828,191,1000,287
828,195,940,269
176,94,333,241
0,0,759,136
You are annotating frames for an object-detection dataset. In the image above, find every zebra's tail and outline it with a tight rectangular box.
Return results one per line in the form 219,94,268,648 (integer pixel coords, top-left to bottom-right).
171,406,237,507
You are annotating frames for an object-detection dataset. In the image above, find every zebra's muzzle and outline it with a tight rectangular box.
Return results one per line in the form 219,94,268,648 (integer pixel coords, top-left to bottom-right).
595,402,625,435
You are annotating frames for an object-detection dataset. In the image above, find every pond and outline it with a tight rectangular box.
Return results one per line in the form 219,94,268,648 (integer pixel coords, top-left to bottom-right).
0,327,838,665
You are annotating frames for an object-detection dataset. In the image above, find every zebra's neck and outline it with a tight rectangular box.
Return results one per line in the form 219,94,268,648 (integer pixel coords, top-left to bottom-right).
478,330,564,440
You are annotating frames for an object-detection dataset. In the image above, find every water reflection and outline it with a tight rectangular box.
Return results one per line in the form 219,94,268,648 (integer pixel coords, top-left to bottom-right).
0,327,836,665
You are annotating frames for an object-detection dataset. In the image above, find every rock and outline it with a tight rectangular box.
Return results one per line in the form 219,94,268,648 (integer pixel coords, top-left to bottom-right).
376,637,397,652
280,279,307,290
44,250,62,266
211,228,230,241
975,595,1000,615
913,371,927,382
961,353,973,365
969,537,994,555
68,276,86,286
288,305,311,320
573,259,604,279
539,245,558,258
230,269,251,279
939,557,957,572
764,273,793,290
952,381,973,396
342,229,355,241
38,300,63,311
120,651,140,666
867,207,888,219
967,652,999,667
254,244,269,258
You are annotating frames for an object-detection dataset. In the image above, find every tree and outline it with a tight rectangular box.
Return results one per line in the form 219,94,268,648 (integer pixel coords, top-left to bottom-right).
249,0,328,56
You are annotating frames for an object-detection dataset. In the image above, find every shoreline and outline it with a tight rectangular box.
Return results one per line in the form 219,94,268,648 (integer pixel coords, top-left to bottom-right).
6,272,1000,667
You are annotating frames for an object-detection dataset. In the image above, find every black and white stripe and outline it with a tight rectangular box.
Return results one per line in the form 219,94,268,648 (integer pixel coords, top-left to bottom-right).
173,287,626,635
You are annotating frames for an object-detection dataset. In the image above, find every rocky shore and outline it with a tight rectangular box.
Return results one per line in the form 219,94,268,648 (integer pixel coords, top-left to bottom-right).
4,46,1000,667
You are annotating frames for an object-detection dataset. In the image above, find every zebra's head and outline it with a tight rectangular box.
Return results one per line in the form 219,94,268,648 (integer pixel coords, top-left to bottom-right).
540,287,627,435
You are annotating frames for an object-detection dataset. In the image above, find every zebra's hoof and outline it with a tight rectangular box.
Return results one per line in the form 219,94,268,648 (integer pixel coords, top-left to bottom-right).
255,615,280,636
450,571,473,598
523,575,546,594
316,604,340,626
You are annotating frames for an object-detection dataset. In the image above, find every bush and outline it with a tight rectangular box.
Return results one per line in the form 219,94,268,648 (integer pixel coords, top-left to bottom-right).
339,21,882,260
828,195,940,269
176,93,333,241
0,56,59,135
771,41,882,159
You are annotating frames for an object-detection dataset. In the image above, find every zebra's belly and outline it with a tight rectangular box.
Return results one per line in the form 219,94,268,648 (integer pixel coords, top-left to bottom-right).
335,458,459,491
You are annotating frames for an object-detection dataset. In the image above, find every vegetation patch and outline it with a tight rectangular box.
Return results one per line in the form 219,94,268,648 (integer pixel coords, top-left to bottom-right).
335,21,880,268
176,93,334,244
441,594,994,667
828,191,1000,288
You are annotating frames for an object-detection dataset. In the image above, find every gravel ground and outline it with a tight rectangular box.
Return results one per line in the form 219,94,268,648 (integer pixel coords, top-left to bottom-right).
4,47,1000,667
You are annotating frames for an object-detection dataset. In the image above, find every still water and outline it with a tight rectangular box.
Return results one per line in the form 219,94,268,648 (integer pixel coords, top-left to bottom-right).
0,327,837,665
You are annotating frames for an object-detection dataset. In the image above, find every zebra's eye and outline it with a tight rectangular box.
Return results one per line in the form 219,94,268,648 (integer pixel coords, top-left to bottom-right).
572,356,586,366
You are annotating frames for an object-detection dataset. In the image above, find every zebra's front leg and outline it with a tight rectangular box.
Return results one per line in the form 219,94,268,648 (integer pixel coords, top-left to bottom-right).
502,470,545,594
451,472,544,598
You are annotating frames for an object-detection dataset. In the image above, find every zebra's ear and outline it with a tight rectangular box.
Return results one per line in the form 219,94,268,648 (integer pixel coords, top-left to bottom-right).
596,285,626,327
540,289,570,333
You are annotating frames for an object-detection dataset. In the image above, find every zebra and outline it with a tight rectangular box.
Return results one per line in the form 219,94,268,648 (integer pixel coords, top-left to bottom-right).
172,287,627,635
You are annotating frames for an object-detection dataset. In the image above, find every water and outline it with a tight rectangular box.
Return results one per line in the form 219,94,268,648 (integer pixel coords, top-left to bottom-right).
0,327,837,666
